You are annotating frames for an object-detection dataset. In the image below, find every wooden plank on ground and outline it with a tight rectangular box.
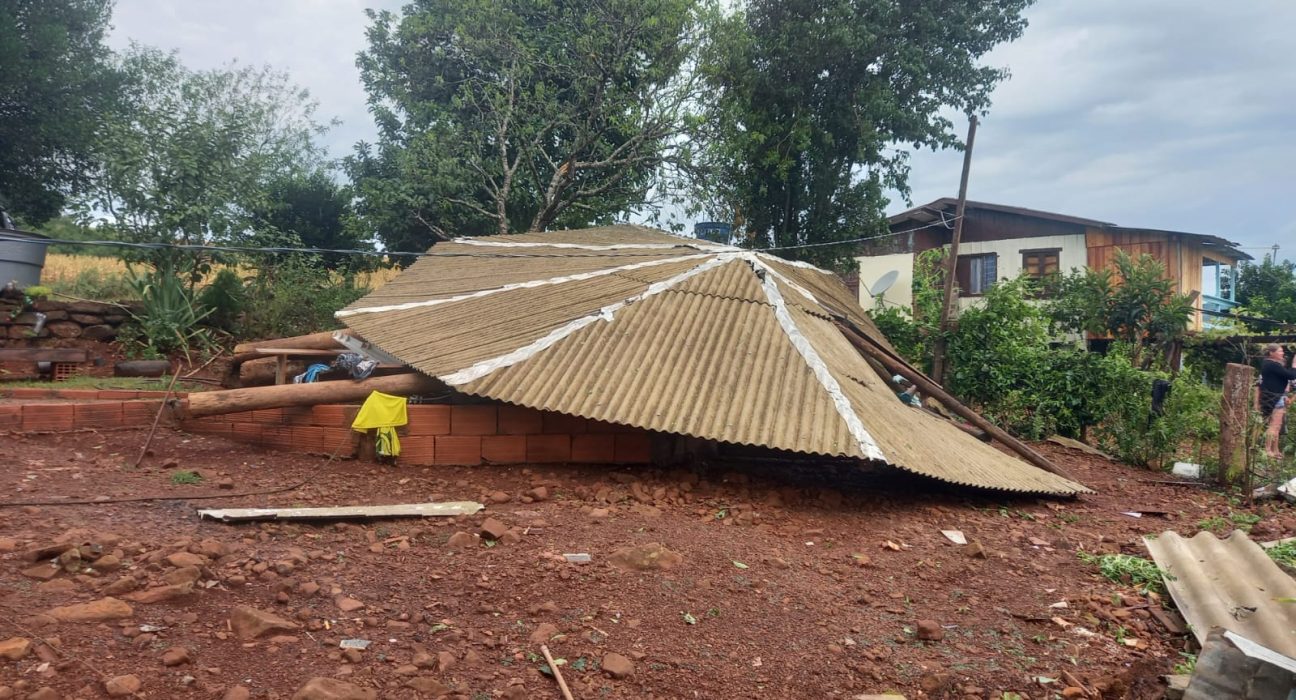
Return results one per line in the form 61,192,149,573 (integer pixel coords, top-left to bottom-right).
0,348,90,362
198,501,484,522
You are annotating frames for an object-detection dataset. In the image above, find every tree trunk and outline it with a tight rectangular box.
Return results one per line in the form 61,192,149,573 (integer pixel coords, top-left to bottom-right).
232,330,350,355
176,373,442,419
1218,362,1254,486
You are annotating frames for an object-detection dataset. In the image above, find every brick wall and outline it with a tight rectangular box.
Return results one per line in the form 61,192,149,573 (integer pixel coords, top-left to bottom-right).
179,402,654,466
0,390,173,432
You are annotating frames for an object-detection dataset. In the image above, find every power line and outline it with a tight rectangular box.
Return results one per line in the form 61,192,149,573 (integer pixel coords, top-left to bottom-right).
0,216,960,261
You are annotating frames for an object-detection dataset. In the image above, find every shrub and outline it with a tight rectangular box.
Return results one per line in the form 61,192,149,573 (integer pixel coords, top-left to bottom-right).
44,267,138,301
237,256,368,340
121,265,214,360
197,268,247,333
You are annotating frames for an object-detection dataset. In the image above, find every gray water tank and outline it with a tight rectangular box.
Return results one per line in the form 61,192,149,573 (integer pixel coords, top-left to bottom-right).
0,228,50,288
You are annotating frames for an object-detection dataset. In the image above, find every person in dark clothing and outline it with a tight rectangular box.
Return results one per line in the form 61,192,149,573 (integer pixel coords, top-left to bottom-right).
1257,343,1296,459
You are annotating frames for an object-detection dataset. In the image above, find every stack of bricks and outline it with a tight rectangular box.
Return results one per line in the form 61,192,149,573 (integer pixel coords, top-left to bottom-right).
179,402,654,466
0,387,179,432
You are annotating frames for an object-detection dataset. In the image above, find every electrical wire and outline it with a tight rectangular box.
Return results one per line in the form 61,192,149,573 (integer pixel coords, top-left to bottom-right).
0,216,960,261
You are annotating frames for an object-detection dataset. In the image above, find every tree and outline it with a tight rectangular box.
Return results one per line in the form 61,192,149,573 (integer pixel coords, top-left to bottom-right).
252,171,371,271
1236,255,1296,324
77,46,329,277
693,0,1032,270
0,0,119,224
349,0,701,249
1048,250,1194,367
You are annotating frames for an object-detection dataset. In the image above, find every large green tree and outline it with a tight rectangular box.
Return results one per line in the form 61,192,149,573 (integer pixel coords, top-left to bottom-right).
77,46,329,273
349,0,701,249
1236,256,1296,324
251,171,371,271
694,0,1032,270
0,0,119,224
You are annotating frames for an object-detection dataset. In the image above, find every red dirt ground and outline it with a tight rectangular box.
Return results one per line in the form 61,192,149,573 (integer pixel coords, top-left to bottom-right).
1,425,1291,699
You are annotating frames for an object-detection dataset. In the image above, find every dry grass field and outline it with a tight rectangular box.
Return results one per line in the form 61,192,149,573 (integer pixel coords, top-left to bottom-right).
40,253,402,298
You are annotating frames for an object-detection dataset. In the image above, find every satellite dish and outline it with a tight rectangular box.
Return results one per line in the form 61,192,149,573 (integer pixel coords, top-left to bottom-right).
869,270,900,297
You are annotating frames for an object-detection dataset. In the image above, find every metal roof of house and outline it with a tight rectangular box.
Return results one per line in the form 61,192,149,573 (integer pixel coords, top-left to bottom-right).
889,198,1251,261
1145,530,1296,659
340,225,1087,495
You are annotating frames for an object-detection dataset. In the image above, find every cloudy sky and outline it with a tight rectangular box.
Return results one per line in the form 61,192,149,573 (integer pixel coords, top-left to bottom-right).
108,0,1294,255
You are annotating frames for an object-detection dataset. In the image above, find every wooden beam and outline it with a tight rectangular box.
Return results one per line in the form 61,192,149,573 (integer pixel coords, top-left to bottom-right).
831,317,1078,483
0,348,90,362
232,330,350,355
175,372,442,419
1218,362,1253,486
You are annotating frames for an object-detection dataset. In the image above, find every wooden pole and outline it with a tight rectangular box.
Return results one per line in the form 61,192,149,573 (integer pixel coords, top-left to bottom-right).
232,330,350,356
174,372,441,419
1219,362,1254,486
539,645,575,700
832,318,1078,482
930,115,978,385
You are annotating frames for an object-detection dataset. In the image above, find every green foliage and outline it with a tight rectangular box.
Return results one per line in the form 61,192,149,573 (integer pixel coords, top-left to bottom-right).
1236,255,1296,324
865,249,947,375
169,470,203,485
77,46,328,272
236,257,368,340
251,171,372,271
350,0,699,249
0,0,121,223
693,0,1031,270
1048,250,1194,367
1267,540,1296,568
1088,351,1219,467
1077,552,1171,594
196,269,247,333
37,216,119,256
122,265,214,359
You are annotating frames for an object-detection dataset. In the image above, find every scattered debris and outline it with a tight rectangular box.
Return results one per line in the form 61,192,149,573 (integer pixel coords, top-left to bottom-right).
562,553,591,564
1182,629,1296,699
339,639,371,650
197,501,484,522
1170,462,1203,479
940,530,966,545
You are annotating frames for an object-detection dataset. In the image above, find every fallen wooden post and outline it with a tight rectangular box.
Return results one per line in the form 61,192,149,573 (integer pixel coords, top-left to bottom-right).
232,329,352,355
174,372,442,419
198,501,483,522
540,644,575,700
830,317,1077,482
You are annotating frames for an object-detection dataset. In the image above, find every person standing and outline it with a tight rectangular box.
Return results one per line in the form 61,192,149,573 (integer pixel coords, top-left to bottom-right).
1257,343,1296,459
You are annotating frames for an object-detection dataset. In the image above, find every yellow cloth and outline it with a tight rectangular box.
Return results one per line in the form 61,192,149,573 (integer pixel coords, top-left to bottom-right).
351,391,408,457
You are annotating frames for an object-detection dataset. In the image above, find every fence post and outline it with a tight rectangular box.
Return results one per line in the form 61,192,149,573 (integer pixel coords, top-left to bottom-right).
1219,362,1254,485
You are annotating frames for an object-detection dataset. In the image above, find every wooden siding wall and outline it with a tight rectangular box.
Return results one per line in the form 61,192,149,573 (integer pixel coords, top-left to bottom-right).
1084,228,1207,330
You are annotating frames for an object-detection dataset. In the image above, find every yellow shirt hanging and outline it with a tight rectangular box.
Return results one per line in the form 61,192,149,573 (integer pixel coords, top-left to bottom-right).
351,391,409,457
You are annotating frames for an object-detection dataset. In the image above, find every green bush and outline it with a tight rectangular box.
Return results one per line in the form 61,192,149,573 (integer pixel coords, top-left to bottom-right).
45,267,138,301
197,268,247,333
121,265,214,360
237,256,368,340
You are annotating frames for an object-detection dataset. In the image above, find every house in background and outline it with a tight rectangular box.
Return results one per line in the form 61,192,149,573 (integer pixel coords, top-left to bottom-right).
855,198,1251,331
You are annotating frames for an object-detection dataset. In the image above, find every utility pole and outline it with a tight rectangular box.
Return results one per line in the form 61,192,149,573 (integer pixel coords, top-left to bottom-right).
930,115,978,386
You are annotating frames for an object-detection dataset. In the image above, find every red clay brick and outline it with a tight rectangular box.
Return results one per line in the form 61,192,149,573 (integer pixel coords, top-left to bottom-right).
571,434,616,463
527,434,571,463
435,436,482,465
73,402,123,429
451,405,497,436
181,420,233,436
541,412,586,435
0,405,21,430
281,406,313,426
54,389,99,400
614,433,653,463
318,428,358,455
481,435,526,463
585,419,625,434
231,422,262,443
21,404,74,432
261,425,293,447
7,388,53,399
121,401,163,425
225,410,258,423
291,426,326,452
400,436,437,465
406,405,451,435
497,405,543,435
96,390,140,400
311,404,359,427
251,408,284,424
135,390,187,399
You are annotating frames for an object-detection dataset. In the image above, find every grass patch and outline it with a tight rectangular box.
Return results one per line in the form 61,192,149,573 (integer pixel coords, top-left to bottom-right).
1267,540,1296,568
1,375,208,392
169,470,203,485
1077,552,1172,594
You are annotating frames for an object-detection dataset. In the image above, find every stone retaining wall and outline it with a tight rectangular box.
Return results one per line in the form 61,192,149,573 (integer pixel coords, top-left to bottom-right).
0,299,132,342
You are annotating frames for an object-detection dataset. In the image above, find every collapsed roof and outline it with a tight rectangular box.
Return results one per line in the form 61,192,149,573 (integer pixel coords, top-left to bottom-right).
340,225,1087,495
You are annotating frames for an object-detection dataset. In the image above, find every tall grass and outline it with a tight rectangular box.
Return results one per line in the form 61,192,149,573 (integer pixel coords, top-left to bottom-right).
40,253,401,302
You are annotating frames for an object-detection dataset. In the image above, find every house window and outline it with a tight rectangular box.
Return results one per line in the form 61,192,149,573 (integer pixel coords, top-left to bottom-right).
956,253,997,296
1021,249,1061,279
